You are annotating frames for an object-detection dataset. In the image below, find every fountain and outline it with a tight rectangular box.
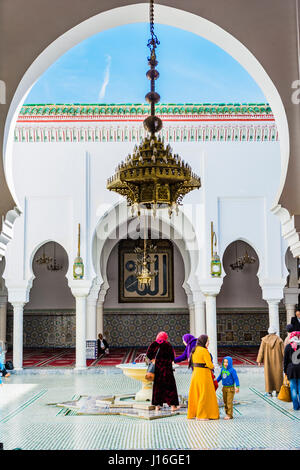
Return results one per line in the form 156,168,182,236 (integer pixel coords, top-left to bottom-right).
50,355,186,420
116,353,179,402
116,354,153,401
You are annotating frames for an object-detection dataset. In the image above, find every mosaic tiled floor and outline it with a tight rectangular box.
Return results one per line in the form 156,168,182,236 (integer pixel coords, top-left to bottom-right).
0,368,299,450
5,346,259,368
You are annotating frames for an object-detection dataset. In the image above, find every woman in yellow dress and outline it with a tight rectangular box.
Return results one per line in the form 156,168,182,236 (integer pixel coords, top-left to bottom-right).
187,335,219,420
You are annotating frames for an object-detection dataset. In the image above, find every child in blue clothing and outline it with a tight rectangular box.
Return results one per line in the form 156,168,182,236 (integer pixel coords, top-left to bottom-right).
217,356,240,420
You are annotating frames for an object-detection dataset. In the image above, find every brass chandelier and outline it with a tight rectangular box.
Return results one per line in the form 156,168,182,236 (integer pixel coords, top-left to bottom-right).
230,241,256,271
36,244,52,265
134,211,158,287
107,0,201,217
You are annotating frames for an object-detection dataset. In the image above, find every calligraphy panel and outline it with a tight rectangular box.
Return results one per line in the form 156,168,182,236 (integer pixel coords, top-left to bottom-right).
119,239,174,303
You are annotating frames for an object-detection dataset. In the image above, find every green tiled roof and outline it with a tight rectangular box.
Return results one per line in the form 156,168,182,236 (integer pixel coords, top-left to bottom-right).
19,103,272,117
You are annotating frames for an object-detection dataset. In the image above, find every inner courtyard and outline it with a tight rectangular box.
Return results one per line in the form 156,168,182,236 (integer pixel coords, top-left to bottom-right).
1,1,300,453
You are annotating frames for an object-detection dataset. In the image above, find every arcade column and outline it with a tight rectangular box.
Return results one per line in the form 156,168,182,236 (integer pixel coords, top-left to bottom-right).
6,281,31,371
261,281,285,337
70,280,92,370
205,294,218,367
284,286,300,323
194,300,206,338
0,295,7,343
96,300,104,337
200,279,222,368
267,300,281,336
11,302,25,371
188,303,195,337
86,296,97,342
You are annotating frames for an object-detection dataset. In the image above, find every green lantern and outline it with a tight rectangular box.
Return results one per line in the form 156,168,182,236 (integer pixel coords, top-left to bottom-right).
210,222,222,277
211,251,222,277
73,223,84,280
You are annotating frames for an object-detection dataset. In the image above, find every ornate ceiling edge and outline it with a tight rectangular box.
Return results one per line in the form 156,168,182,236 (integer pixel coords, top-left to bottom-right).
14,122,278,143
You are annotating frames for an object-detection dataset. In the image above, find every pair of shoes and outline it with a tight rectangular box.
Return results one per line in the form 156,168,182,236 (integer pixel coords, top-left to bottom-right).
264,392,273,397
224,415,233,420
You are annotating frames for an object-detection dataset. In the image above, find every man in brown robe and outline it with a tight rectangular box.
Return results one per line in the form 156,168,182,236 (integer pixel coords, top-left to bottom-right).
256,326,284,396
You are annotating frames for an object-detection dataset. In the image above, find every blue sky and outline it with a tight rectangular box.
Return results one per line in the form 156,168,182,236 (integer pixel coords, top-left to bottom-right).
25,23,266,104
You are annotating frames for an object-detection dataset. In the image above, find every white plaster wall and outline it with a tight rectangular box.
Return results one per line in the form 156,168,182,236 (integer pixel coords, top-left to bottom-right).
5,136,285,307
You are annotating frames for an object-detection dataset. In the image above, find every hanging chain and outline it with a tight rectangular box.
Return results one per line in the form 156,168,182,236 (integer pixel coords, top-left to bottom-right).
147,0,160,53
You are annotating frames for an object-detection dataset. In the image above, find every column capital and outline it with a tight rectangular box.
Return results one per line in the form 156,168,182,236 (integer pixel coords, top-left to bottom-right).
260,279,286,302
11,301,26,308
284,287,300,306
6,279,31,304
199,278,223,297
87,277,104,303
266,299,281,306
69,279,93,297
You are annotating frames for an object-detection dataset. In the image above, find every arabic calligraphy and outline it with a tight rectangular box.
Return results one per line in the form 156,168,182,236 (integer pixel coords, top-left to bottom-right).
124,254,168,296
119,239,174,303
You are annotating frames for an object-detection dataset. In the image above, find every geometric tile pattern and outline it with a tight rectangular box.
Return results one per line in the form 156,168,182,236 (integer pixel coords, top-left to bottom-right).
217,311,287,346
104,313,190,347
1,371,300,449
6,310,287,348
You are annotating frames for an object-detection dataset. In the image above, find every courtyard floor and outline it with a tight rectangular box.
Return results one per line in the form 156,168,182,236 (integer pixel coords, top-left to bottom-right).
0,366,299,450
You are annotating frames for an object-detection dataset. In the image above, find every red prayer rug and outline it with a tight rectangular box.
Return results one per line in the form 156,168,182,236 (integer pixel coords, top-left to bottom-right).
5,346,259,368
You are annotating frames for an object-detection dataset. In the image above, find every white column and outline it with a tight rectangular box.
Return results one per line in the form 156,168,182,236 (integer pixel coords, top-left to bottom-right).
194,301,206,337
96,300,104,336
286,303,296,324
12,302,25,371
69,280,92,370
284,286,300,324
75,295,87,370
86,298,97,340
0,296,7,343
261,281,285,336
205,294,218,367
188,303,195,337
267,300,280,336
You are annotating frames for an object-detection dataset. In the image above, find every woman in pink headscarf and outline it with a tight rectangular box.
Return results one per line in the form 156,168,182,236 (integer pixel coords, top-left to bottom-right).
146,331,179,411
284,331,300,410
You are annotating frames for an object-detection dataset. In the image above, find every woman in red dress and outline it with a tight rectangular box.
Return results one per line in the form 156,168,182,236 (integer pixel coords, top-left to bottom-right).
146,331,179,411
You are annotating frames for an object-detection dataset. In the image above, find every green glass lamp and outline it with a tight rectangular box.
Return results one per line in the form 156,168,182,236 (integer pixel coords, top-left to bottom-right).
210,222,222,277
73,223,84,279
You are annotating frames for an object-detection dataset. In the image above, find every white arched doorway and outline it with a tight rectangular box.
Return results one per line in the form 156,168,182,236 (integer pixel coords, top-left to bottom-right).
3,3,289,221
89,202,206,355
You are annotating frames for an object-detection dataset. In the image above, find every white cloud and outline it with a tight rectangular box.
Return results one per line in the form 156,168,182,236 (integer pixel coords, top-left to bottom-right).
98,55,111,100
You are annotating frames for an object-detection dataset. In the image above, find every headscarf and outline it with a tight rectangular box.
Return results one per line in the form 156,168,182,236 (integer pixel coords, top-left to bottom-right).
289,331,300,351
182,334,195,345
197,334,208,348
156,331,168,344
188,334,209,369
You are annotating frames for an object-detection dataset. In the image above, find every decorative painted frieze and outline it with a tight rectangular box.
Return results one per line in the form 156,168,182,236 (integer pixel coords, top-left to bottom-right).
18,103,273,117
15,103,278,143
